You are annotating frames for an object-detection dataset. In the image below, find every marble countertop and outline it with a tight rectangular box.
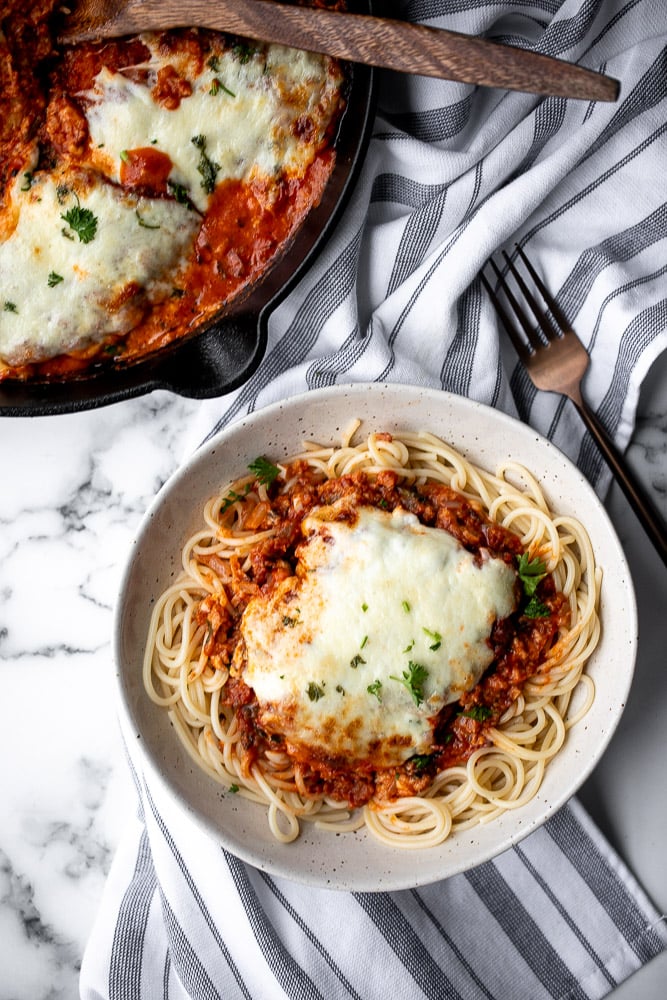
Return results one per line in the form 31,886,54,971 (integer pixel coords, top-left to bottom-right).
1,357,666,1000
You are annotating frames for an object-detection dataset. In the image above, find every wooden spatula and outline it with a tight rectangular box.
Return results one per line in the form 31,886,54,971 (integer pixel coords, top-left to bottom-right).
57,0,619,102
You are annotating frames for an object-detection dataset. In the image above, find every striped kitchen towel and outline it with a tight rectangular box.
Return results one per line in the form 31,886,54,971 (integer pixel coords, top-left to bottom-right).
80,740,667,1000
81,1,667,997
186,0,667,483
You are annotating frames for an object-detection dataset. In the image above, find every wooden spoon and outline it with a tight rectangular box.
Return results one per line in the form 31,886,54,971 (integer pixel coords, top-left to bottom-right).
57,0,619,102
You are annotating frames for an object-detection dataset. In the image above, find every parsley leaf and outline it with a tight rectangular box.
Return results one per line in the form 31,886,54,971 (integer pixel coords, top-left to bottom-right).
422,627,442,651
516,553,547,597
460,705,493,721
47,271,64,287
136,210,161,229
61,200,98,244
523,596,550,618
210,78,235,97
516,553,550,617
409,754,433,772
367,679,382,701
306,681,325,702
232,42,257,63
219,483,252,514
191,134,220,194
168,180,192,206
3,301,18,313
248,456,280,486
390,660,428,706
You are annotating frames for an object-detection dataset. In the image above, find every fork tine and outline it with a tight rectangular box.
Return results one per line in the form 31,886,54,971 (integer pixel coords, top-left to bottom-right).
514,244,570,333
487,256,543,354
480,269,531,362
500,251,560,346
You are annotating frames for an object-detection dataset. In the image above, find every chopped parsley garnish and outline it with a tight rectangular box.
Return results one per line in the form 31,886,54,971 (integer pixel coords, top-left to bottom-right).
460,705,493,722
409,754,433,772
21,172,33,191
360,635,368,649
516,553,550,618
136,210,161,229
517,553,547,595
207,54,220,71
361,602,368,612
191,134,220,195
219,483,252,514
228,783,239,793
403,639,415,653
218,456,279,513
335,684,345,695
282,614,299,627
367,679,382,702
232,42,256,63
3,301,18,313
350,654,366,669
523,596,551,618
167,181,197,212
168,180,192,205
61,197,98,244
210,78,235,97
306,681,325,702
422,627,442,651
248,456,281,486
47,271,64,287
119,149,130,162
390,660,428,706
401,600,411,613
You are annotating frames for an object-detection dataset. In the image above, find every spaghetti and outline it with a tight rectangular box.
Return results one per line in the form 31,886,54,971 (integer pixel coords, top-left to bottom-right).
143,425,600,848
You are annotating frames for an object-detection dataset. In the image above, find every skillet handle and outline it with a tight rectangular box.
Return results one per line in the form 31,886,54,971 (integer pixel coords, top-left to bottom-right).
153,313,266,399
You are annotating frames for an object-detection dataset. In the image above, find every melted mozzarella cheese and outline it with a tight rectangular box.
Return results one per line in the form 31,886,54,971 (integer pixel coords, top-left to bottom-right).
83,38,343,211
0,34,343,367
0,168,198,366
241,507,517,767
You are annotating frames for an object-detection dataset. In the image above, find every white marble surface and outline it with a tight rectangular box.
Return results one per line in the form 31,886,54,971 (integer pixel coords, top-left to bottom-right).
0,357,666,1000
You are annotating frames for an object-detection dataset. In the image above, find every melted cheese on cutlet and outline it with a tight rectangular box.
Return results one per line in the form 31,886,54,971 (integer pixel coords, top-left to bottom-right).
83,38,344,212
0,166,198,366
241,506,517,767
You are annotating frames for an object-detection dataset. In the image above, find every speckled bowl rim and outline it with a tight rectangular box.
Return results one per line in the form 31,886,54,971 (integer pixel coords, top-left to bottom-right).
114,383,637,891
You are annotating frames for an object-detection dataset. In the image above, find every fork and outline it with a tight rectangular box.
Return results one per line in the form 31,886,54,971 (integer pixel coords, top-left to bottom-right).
482,246,667,567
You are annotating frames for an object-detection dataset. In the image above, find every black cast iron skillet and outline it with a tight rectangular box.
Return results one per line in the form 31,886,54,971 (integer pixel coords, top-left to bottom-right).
0,1,375,416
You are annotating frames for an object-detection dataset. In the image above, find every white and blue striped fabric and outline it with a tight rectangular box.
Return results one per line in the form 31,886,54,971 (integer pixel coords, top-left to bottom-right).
81,1,667,996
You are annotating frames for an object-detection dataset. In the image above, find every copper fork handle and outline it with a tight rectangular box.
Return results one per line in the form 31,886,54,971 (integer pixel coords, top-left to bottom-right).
575,398,667,567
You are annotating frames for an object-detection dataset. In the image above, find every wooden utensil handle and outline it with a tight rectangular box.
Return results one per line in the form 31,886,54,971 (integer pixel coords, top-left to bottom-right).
65,0,619,101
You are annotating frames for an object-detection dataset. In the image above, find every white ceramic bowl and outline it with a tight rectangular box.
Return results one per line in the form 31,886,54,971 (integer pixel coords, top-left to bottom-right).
115,383,637,891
